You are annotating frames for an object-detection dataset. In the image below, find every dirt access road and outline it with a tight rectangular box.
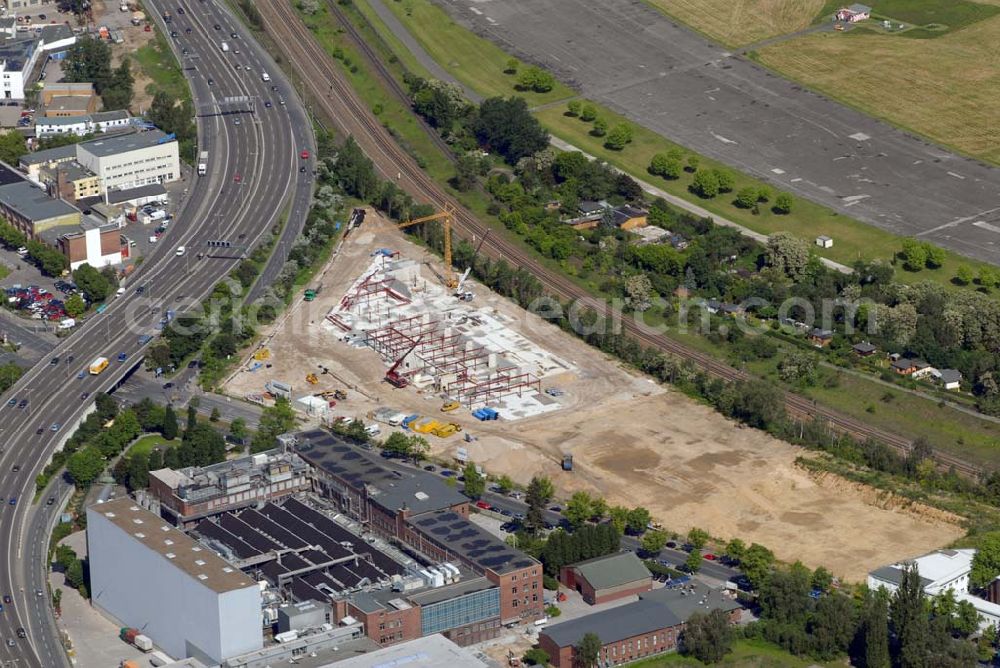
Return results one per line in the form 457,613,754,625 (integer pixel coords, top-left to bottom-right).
224,212,963,581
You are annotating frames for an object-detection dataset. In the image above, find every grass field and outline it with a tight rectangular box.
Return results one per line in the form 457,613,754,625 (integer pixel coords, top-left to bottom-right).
646,0,826,47
760,8,1000,164
817,0,1000,33
131,31,191,101
371,0,576,106
631,638,839,667
128,434,175,458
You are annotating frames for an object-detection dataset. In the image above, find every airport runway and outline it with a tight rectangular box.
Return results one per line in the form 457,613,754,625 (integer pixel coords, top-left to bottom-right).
436,0,1000,264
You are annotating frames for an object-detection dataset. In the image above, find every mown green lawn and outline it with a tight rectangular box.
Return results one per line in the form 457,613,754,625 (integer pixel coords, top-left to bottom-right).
368,0,575,106
128,433,176,458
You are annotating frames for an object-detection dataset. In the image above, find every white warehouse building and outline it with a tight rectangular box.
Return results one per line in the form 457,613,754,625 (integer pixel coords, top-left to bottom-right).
88,497,263,665
76,129,180,192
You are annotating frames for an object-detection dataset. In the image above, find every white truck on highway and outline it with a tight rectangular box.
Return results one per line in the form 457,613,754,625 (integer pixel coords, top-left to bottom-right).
261,71,271,82
198,151,208,176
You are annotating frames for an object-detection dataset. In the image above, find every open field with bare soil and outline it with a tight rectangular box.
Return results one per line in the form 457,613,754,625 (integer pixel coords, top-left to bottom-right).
223,211,964,581
758,11,1000,164
646,0,825,46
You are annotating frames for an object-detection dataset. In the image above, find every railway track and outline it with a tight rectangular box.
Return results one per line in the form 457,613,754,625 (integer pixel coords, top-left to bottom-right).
256,0,982,479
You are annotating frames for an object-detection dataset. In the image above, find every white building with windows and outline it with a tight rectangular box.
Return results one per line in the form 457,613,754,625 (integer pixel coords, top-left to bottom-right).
868,548,1000,631
87,497,263,665
35,110,132,138
76,129,180,191
0,25,76,100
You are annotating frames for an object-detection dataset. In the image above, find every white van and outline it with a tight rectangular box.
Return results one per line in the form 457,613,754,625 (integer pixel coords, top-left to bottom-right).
364,423,381,437
220,41,229,52
261,72,271,82
115,287,126,297
176,246,186,256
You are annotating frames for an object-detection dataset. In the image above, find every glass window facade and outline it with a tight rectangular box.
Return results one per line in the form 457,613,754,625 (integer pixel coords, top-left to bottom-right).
420,587,500,636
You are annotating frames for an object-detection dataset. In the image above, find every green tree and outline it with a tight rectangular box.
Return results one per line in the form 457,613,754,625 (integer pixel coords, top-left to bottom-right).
229,417,248,441
773,192,794,214
73,264,111,302
522,648,549,666
811,566,833,592
0,132,27,165
0,362,22,394
252,397,296,452
740,543,775,588
186,404,198,431
724,538,746,563
580,103,597,122
525,476,552,534
641,530,667,555
955,265,974,285
687,527,709,550
604,123,633,150
686,155,700,172
891,563,929,668
576,632,601,668
473,97,549,165
971,532,1000,589
504,57,519,74
924,243,946,269
715,169,735,193
162,405,179,441
734,186,758,209
809,593,856,659
625,507,650,534
953,599,980,637
516,65,555,93
685,549,702,573
62,37,112,92
452,154,481,192
127,452,150,490
681,608,734,663
463,462,485,499
209,406,221,422
591,117,607,137
496,475,514,494
608,506,628,534
102,60,134,110
563,491,593,528
67,447,105,487
858,588,891,668
901,238,929,272
691,169,720,198
27,240,67,276
63,293,86,318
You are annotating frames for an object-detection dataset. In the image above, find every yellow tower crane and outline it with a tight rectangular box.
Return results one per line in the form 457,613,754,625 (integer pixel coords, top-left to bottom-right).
396,204,458,289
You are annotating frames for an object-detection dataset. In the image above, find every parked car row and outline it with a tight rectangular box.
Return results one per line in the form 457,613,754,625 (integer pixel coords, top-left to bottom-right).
5,285,76,321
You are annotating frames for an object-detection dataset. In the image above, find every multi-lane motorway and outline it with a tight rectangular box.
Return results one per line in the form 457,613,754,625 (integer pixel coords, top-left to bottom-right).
0,0,313,662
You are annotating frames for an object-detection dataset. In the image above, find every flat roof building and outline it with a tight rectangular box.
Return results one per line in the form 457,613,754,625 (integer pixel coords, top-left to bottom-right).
149,450,312,527
329,633,492,668
285,430,544,627
76,129,180,191
87,497,263,665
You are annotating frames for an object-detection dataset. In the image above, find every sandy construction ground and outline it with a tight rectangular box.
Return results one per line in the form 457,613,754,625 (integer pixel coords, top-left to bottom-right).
224,211,964,582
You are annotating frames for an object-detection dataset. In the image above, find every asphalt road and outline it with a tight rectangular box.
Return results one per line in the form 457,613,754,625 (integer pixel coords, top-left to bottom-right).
0,0,313,662
435,0,1000,265
114,374,263,428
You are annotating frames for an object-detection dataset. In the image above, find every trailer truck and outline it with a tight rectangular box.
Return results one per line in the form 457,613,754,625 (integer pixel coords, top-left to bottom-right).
198,151,208,176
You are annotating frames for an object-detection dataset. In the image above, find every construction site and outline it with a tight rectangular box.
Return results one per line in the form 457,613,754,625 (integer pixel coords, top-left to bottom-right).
223,209,964,582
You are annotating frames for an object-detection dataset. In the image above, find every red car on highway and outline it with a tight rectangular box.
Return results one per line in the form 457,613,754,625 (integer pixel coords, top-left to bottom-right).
300,150,309,160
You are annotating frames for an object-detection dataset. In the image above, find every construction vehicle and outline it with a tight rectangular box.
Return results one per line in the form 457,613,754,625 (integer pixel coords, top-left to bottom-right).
385,338,421,388
396,205,458,288
303,289,316,301
454,230,490,299
562,454,574,471
254,348,270,361
432,423,459,438
411,417,443,434
441,400,460,412
305,373,319,385
318,389,348,401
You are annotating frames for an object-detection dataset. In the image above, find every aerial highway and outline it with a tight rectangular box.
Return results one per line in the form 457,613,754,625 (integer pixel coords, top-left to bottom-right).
0,0,313,662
